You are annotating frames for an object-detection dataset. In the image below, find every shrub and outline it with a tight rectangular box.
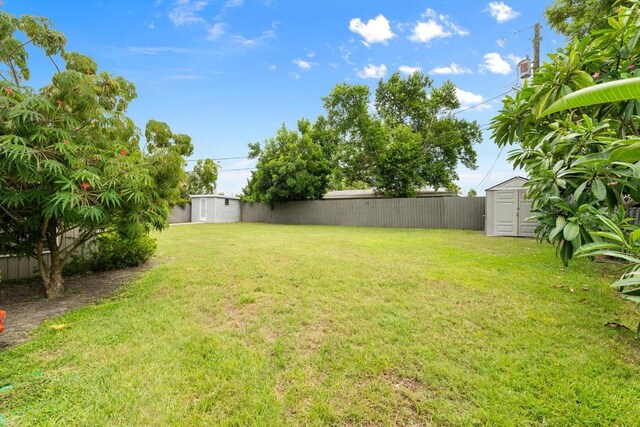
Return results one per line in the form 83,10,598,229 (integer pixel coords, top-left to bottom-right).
64,233,156,275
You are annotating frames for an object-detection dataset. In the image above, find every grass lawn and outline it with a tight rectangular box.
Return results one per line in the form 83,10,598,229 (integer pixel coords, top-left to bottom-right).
1,223,639,425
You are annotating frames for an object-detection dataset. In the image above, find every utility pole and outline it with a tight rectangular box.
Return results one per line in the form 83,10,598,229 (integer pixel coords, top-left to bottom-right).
533,23,541,71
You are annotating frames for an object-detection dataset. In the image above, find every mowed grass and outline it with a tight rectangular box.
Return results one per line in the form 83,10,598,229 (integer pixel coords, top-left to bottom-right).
1,223,640,426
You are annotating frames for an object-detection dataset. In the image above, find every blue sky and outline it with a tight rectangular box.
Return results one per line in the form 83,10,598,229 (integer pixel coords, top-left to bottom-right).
2,0,563,196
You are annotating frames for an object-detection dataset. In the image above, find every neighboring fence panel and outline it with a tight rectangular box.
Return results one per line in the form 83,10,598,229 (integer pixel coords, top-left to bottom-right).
629,207,640,225
241,197,486,230
168,203,192,224
0,229,82,281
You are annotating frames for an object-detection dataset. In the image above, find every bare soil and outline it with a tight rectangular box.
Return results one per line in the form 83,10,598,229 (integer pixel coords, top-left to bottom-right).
0,262,154,350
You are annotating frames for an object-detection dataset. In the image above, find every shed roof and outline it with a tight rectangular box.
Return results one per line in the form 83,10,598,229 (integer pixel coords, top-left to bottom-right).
485,176,528,191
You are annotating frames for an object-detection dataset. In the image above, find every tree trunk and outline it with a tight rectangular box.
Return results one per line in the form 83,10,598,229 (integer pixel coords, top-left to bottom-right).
36,218,66,299
44,254,64,299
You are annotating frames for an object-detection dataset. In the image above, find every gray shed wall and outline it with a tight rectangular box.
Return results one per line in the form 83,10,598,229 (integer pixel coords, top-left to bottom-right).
190,197,240,223
241,197,485,230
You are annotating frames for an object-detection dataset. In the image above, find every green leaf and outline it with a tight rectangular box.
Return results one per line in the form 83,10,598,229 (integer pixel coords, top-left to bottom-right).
563,222,580,241
591,179,606,201
610,142,640,162
540,77,640,117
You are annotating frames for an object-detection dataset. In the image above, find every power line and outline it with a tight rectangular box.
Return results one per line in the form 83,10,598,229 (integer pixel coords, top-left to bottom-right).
454,90,513,115
473,146,505,191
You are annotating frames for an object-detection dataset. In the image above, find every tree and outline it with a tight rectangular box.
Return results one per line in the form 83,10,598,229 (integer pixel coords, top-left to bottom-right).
186,159,219,195
0,12,190,298
544,0,629,39
467,189,477,197
322,72,481,195
490,4,640,266
242,121,331,206
322,83,385,188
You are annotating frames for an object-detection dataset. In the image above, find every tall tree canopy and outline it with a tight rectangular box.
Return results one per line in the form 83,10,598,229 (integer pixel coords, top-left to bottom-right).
244,72,481,201
323,72,481,197
186,159,219,195
0,12,194,297
242,121,331,206
544,0,629,39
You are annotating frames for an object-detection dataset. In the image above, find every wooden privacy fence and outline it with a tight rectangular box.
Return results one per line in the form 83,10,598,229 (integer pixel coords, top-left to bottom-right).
168,204,192,224
241,197,486,230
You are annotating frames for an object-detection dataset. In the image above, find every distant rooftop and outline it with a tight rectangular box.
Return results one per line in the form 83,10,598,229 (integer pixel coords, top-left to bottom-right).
323,188,457,200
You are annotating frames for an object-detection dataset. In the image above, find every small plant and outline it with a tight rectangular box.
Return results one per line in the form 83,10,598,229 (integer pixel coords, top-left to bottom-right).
64,233,156,274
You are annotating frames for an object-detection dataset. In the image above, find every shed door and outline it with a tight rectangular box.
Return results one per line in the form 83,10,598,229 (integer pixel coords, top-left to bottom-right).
494,190,517,236
199,199,207,222
517,190,536,237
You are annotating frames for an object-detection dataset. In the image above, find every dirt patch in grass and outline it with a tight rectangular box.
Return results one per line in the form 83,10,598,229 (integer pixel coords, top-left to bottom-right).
0,262,154,350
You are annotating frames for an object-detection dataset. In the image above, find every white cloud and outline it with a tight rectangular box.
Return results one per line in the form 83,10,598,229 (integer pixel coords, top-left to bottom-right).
306,51,316,58
399,65,421,75
338,45,354,65
224,0,243,7
349,14,395,45
207,22,225,40
168,0,209,26
268,64,276,71
480,52,512,75
356,63,387,79
408,9,468,43
409,20,449,43
507,54,524,65
496,38,505,48
293,58,312,70
455,88,492,111
487,2,520,23
228,22,277,46
430,62,472,75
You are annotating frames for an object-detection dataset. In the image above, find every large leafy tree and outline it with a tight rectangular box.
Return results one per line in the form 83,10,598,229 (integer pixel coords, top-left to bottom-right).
186,159,219,195
490,3,640,266
0,12,191,297
242,121,331,206
322,72,481,196
545,0,629,39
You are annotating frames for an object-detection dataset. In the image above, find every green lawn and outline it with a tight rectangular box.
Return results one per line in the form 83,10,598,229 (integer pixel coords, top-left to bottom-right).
1,223,639,425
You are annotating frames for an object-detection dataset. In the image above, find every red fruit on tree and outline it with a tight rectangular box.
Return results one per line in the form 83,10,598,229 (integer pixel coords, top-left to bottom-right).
63,139,69,145
120,149,128,156
3,87,13,95
80,183,90,190
56,100,62,105
86,69,93,75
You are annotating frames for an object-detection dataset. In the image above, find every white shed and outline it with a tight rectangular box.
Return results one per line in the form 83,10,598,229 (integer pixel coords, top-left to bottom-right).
190,195,241,223
485,176,536,237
